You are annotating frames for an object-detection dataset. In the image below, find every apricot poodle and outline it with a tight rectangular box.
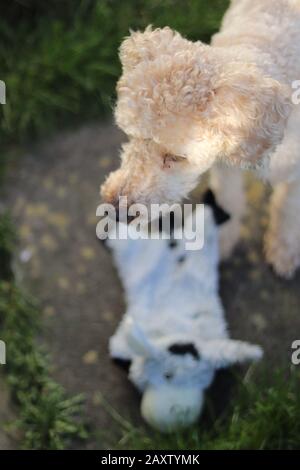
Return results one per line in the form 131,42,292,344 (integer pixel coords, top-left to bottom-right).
101,0,300,279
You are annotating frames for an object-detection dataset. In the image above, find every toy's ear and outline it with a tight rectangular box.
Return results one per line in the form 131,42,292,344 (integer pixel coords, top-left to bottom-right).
202,189,230,226
200,339,263,368
119,26,189,73
127,321,159,357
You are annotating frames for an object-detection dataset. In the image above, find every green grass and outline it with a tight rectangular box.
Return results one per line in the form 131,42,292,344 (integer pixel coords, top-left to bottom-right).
0,0,229,142
0,216,87,449
112,367,300,450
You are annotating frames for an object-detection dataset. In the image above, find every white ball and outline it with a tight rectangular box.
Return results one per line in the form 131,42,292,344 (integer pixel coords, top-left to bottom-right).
141,384,204,433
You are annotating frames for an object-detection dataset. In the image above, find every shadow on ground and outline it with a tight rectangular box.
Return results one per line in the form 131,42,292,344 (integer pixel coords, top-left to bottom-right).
3,122,300,448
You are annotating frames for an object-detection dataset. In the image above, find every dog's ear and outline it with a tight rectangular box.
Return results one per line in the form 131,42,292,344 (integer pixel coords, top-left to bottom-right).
210,65,292,166
202,189,230,226
119,26,191,73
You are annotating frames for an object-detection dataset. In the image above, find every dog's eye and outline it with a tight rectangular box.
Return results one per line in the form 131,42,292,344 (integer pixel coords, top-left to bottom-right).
163,154,186,167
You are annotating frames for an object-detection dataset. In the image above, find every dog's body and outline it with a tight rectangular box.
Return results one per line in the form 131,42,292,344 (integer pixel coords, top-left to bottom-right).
211,0,300,277
101,0,300,278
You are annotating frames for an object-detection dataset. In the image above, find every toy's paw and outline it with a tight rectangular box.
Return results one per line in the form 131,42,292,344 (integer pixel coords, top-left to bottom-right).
219,218,240,260
265,230,300,279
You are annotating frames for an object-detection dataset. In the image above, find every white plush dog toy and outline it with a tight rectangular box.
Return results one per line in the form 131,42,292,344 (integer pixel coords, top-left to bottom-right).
106,191,263,432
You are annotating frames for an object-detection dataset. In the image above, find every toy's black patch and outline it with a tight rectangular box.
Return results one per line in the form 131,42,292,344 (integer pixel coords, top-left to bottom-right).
169,240,178,249
202,189,231,226
177,255,186,264
98,237,111,252
168,342,200,360
112,357,132,372
164,372,174,380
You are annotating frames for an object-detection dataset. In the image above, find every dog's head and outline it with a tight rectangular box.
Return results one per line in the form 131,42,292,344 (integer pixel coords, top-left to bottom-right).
101,138,200,208
101,27,291,208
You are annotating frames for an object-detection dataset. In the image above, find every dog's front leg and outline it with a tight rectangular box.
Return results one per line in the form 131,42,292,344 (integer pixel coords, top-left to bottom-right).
265,180,300,279
210,164,246,260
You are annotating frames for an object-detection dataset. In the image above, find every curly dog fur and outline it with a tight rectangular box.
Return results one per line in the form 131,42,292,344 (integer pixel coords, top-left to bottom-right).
101,0,300,278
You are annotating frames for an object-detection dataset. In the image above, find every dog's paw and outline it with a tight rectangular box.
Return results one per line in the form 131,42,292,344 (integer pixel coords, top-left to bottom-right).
219,219,240,260
264,230,300,279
